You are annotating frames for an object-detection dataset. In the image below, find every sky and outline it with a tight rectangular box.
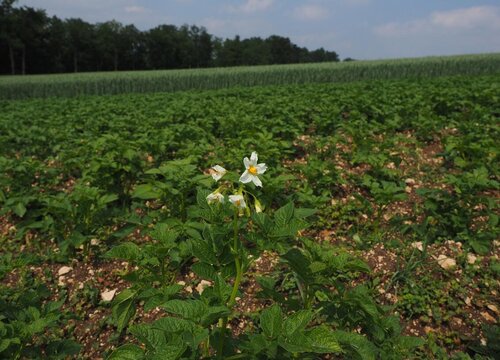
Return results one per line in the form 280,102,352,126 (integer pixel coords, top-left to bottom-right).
18,0,500,60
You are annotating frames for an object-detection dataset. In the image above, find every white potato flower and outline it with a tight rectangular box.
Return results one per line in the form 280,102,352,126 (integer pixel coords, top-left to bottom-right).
229,194,246,209
210,165,227,182
239,152,267,187
206,191,224,204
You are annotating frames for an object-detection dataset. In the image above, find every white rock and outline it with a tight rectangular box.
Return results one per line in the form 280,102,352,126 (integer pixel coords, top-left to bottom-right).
437,255,456,270
487,304,498,314
196,280,212,294
58,266,73,276
405,178,416,186
481,311,496,323
467,253,477,265
411,242,423,251
101,289,117,302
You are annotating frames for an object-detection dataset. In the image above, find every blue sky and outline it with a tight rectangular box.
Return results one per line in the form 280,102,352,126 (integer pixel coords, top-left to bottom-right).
19,0,500,60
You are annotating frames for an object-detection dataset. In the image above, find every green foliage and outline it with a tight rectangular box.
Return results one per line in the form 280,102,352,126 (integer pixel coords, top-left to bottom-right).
0,282,80,359
2,54,500,99
1,72,498,359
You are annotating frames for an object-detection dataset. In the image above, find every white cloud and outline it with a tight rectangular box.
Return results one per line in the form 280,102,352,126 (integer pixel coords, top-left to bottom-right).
375,6,500,37
124,6,148,14
431,6,500,29
229,0,274,14
293,4,328,21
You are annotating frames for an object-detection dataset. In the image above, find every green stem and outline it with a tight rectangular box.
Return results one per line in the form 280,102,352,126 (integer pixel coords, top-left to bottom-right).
217,210,242,358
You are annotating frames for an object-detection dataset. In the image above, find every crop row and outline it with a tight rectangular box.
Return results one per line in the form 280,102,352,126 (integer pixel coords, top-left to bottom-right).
0,74,499,358
0,53,499,100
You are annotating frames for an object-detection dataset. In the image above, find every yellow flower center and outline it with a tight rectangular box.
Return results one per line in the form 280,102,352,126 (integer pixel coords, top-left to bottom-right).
248,166,258,175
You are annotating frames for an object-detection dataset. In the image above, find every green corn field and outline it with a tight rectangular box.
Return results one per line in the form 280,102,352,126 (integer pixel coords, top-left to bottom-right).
1,53,499,100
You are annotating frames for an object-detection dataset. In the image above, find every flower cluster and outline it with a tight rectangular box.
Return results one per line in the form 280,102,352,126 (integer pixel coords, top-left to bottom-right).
206,151,267,210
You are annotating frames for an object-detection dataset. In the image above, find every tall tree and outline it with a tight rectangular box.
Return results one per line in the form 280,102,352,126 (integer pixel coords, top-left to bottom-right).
65,18,94,72
95,20,123,71
0,0,19,74
16,6,47,74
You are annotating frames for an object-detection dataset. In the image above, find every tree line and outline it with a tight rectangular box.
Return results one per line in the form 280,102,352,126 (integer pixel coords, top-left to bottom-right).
0,0,340,75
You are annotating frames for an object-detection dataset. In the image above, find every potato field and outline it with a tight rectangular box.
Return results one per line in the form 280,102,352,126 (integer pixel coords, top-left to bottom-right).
0,58,499,359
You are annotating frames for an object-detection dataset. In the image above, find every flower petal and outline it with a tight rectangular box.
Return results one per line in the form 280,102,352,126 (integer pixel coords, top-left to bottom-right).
243,157,251,169
229,194,246,209
256,163,267,174
239,170,252,183
250,151,258,164
210,165,227,181
251,175,263,187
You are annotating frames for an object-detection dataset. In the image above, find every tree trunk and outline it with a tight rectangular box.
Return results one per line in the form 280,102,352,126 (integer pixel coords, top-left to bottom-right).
73,50,78,73
114,51,118,71
21,45,26,75
8,44,15,75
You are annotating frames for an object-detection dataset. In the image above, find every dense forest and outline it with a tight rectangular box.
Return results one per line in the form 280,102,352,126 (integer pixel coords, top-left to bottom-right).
0,0,340,75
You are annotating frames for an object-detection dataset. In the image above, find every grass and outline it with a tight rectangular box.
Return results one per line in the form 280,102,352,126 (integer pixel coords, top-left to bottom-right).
0,53,499,100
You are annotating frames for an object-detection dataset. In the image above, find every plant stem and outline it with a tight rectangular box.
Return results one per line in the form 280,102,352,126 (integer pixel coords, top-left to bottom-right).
217,210,242,358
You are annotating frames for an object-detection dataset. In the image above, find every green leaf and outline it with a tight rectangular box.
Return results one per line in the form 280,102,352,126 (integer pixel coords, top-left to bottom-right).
106,242,141,262
45,340,82,358
278,331,311,353
396,336,425,351
108,344,144,360
283,310,313,336
307,326,342,354
161,300,207,321
192,239,218,265
132,184,161,200
294,208,317,218
129,324,166,351
191,262,217,281
152,317,196,333
469,237,490,255
151,344,187,360
260,304,282,339
282,248,312,283
274,202,295,227
13,202,27,217
112,289,137,333
333,331,377,360
200,306,231,326
99,193,118,205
